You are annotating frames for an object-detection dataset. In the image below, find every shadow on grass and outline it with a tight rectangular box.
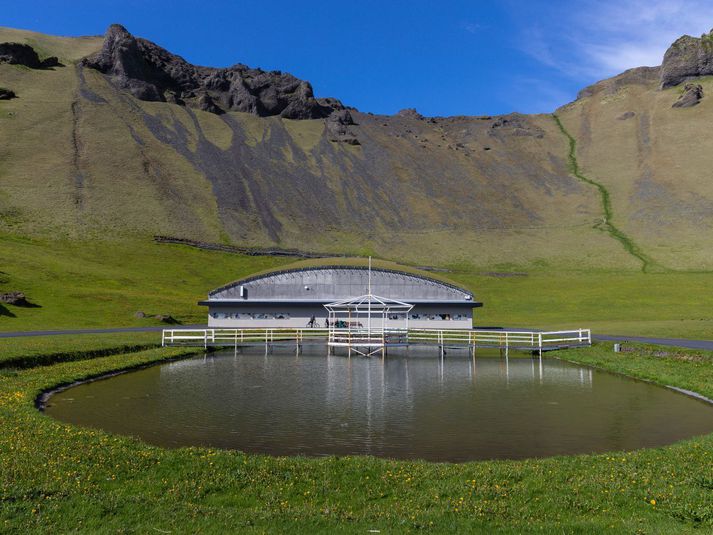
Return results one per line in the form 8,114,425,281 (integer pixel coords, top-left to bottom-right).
14,301,41,309
0,304,16,317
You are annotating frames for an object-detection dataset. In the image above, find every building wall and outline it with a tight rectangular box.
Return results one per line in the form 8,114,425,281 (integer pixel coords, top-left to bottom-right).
207,304,473,329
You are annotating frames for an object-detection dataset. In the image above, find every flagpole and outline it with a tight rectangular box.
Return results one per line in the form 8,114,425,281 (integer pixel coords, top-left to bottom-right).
367,256,372,339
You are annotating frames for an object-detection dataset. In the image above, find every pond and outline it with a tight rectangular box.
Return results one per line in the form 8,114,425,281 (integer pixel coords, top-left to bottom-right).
44,349,713,462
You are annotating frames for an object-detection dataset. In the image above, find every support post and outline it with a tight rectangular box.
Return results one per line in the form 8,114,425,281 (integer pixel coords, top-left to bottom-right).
538,332,543,358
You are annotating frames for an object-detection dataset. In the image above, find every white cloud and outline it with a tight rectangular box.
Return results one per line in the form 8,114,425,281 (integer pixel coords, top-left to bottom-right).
517,0,713,79
462,21,484,34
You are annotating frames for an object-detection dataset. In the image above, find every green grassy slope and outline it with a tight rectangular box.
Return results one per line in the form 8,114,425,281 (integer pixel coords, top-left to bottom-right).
0,26,638,269
0,27,712,339
1,233,712,339
558,72,713,270
0,234,291,329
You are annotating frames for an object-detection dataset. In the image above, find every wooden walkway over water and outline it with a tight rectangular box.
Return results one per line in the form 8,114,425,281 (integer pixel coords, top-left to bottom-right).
162,328,591,357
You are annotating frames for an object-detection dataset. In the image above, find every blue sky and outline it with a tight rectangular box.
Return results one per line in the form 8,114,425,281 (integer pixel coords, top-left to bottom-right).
6,0,713,116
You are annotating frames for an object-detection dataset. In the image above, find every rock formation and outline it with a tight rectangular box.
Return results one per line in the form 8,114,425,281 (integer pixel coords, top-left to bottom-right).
672,83,704,108
0,43,59,68
489,113,545,138
0,87,16,100
82,24,343,119
0,291,29,306
577,67,660,100
325,109,359,145
396,108,424,120
660,30,713,88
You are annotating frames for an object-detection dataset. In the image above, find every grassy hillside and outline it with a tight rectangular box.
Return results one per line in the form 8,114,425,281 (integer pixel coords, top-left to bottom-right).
558,71,713,270
1,233,712,339
0,26,638,269
1,27,713,339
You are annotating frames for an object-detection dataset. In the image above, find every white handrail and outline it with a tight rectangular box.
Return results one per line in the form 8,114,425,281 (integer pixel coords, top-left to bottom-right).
161,327,591,353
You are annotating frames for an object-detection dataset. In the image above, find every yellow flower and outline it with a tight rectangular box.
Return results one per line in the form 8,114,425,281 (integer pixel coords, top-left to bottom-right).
650,499,656,505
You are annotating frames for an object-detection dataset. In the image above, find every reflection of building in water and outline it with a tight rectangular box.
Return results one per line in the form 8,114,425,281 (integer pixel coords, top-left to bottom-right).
202,266,480,329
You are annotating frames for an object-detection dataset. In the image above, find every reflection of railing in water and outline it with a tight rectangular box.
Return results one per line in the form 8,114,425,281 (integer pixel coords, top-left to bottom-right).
162,327,591,357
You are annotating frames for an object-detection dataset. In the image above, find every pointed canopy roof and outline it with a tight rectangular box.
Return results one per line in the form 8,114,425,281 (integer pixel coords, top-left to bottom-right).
324,293,414,312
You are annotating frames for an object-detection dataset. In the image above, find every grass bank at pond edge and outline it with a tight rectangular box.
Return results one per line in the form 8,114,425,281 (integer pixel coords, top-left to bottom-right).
0,332,159,369
2,338,713,532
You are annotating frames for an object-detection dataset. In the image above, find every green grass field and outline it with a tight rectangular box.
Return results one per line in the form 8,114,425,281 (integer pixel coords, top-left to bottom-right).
1,339,713,533
1,233,712,339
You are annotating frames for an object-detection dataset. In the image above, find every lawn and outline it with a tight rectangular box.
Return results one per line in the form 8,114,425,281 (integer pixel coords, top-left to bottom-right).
1,233,712,340
1,338,713,533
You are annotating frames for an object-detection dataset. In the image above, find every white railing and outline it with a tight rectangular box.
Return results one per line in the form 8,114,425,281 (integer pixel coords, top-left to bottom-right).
162,327,590,351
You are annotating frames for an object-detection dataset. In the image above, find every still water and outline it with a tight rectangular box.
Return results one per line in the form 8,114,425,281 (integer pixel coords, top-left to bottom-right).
44,349,713,462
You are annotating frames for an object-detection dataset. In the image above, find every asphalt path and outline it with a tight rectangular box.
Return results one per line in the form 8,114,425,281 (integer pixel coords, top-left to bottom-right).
0,326,712,351
0,325,205,338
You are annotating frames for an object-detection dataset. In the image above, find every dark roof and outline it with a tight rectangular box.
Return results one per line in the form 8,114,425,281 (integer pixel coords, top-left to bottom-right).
199,299,483,307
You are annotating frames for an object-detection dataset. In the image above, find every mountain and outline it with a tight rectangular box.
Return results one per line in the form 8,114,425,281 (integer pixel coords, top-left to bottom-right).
1,25,713,270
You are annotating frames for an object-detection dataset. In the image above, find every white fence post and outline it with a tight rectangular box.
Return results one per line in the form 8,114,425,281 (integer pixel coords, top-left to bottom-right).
538,332,543,357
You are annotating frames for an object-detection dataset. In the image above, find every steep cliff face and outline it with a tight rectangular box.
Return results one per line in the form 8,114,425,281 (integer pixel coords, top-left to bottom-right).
660,30,713,88
82,24,342,119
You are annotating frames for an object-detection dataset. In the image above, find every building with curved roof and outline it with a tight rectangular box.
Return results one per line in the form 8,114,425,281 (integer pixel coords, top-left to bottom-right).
201,266,482,329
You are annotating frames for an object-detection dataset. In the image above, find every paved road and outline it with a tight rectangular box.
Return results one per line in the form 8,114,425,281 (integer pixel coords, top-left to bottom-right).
1,327,712,351
0,325,205,338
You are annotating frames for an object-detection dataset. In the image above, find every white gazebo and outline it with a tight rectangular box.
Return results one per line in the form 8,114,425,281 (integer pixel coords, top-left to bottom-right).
324,259,414,357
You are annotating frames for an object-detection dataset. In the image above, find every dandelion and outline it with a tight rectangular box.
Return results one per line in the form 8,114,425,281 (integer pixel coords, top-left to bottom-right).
650,499,656,505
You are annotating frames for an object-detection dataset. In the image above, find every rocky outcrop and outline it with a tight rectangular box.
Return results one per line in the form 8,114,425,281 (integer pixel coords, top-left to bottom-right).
396,108,424,120
0,88,16,100
154,314,179,324
660,31,713,89
577,66,660,99
0,291,29,306
0,43,60,68
489,114,545,138
672,83,704,108
82,24,343,119
325,109,359,145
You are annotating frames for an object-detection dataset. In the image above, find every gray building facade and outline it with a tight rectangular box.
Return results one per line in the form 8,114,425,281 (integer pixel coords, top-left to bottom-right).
201,266,482,329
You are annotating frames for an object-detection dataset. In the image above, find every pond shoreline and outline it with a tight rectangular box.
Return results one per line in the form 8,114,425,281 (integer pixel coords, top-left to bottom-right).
40,347,713,462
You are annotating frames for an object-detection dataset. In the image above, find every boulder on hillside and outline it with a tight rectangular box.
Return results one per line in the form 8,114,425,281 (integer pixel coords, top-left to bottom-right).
0,88,16,100
0,42,60,69
489,114,545,138
396,108,424,120
672,83,704,108
660,30,713,89
317,97,348,111
154,314,180,324
0,291,30,306
82,24,344,119
326,109,360,145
